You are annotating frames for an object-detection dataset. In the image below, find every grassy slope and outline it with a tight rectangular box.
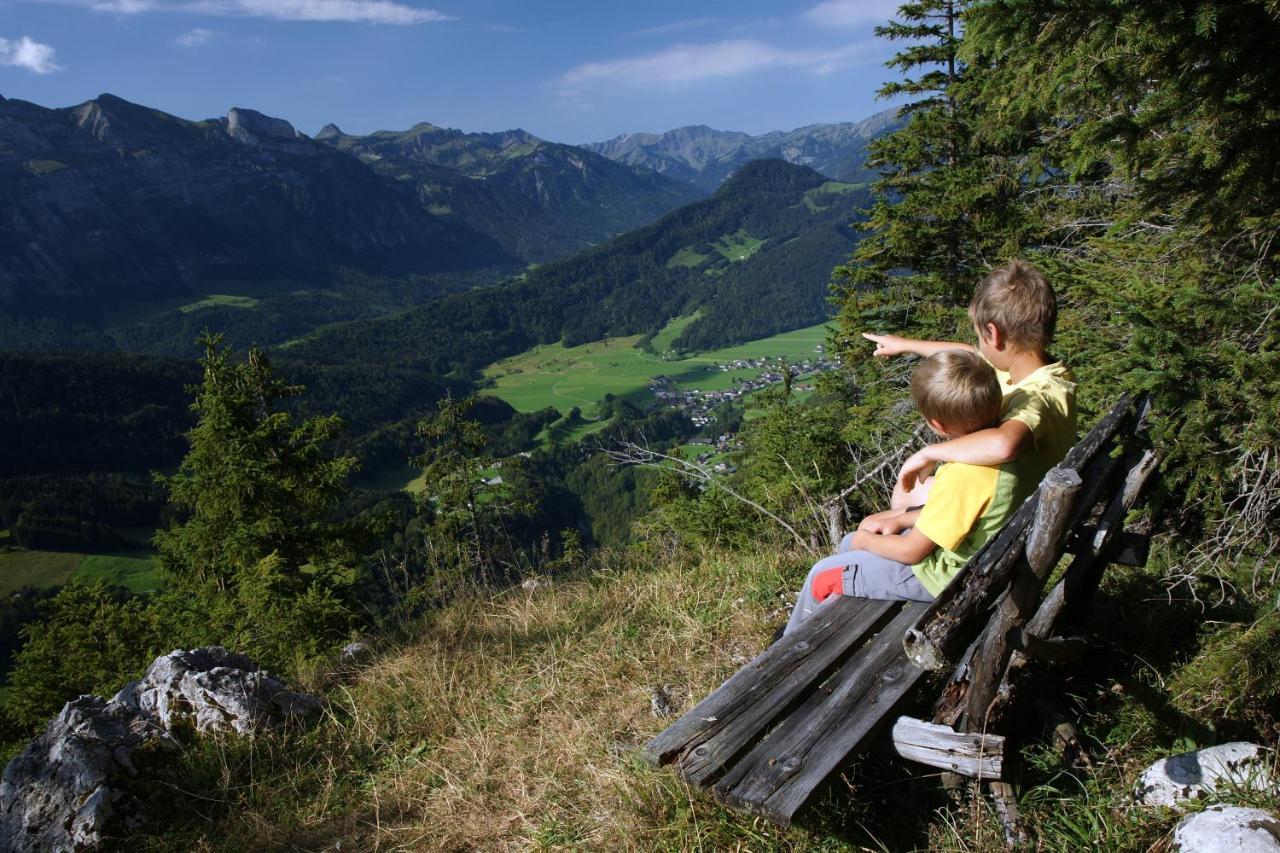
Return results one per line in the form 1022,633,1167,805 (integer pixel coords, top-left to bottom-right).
125,537,1279,851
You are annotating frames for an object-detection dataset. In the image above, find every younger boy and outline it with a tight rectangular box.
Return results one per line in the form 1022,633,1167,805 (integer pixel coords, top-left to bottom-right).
785,350,1036,635
863,260,1076,511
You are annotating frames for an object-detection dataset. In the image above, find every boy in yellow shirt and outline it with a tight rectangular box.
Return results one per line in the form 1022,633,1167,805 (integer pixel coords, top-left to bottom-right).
786,350,1037,633
863,259,1076,510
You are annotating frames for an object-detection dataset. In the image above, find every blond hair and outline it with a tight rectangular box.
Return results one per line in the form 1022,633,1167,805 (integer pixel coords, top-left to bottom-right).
910,350,1002,433
969,260,1057,352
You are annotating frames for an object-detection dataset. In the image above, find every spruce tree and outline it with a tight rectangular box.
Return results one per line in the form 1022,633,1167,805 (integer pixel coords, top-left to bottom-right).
152,334,359,669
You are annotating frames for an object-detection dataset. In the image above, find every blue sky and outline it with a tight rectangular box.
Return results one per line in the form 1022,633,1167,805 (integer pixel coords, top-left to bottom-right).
0,0,908,143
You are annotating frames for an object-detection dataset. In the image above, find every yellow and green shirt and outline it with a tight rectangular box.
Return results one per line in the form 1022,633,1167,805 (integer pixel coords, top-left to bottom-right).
911,459,1031,597
995,360,1077,485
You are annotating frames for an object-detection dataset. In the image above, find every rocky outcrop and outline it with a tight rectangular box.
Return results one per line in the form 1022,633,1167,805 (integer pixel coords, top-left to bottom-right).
0,647,322,849
1173,805,1280,852
224,107,303,145
114,646,323,735
0,695,174,851
1136,743,1276,808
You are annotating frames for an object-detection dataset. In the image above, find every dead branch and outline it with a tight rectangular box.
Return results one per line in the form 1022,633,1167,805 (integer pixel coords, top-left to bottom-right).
606,440,820,557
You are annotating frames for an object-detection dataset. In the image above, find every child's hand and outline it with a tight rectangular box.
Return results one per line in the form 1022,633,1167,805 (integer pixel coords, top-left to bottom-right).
811,567,844,602
862,332,913,358
857,513,899,535
898,450,937,492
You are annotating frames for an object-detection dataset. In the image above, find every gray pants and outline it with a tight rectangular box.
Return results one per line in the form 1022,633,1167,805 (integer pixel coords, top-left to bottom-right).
784,532,932,636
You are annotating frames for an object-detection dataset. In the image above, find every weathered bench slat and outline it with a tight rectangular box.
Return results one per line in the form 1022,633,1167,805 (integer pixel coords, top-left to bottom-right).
675,598,900,786
642,596,893,768
713,603,927,825
891,716,1004,779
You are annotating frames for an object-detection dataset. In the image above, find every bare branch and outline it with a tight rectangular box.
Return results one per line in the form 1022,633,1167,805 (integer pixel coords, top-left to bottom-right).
606,440,820,557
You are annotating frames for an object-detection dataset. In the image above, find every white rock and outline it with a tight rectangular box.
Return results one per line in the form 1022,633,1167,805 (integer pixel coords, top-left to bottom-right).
1136,743,1276,808
0,695,175,851
341,641,369,662
115,646,322,736
1173,805,1280,852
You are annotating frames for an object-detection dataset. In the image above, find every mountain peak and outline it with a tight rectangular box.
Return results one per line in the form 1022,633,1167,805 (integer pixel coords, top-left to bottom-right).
316,123,344,140
717,158,826,196
225,107,303,145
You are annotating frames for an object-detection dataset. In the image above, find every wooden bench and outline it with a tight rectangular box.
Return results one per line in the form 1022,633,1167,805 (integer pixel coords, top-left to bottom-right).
642,394,1157,835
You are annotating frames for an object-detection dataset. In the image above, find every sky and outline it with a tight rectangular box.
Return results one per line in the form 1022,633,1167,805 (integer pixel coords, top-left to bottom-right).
0,0,910,143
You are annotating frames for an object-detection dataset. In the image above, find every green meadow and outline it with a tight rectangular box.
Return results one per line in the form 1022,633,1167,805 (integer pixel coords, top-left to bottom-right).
0,547,164,596
802,180,863,212
359,319,831,493
481,317,831,418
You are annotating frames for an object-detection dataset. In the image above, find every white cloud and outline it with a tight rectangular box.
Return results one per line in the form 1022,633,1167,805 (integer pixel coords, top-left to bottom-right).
626,17,718,39
92,0,159,11
176,26,216,45
76,0,450,24
802,0,903,28
0,35,61,73
556,39,875,98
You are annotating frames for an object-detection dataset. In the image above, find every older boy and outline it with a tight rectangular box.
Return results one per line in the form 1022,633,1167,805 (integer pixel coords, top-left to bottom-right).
863,260,1076,510
785,350,1037,635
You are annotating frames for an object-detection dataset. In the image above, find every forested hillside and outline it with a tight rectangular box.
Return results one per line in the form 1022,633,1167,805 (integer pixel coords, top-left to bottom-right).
287,159,869,373
0,95,512,325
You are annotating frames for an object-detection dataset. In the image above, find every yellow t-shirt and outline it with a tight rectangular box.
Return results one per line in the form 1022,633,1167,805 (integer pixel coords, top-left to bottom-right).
912,459,1026,597
995,361,1078,485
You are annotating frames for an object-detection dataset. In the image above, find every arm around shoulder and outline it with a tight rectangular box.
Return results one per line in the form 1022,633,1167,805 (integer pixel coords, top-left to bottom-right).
921,418,1033,467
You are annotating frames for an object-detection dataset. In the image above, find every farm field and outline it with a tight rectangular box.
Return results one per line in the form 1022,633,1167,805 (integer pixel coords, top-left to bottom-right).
481,317,831,418
0,548,164,596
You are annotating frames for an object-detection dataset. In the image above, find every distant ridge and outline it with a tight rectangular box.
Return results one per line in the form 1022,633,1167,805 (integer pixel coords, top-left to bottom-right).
583,107,901,191
313,121,704,262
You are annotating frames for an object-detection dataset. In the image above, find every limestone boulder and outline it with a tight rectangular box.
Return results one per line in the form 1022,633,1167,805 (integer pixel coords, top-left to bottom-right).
114,646,323,736
1173,805,1280,852
0,695,175,851
1136,743,1276,808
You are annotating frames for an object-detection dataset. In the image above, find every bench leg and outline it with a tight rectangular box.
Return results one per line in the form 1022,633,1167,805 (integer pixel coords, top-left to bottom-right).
988,781,1029,849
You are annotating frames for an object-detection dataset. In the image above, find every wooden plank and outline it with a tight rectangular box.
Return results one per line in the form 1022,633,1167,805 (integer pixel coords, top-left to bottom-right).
713,603,928,826
642,596,891,767
958,468,1082,730
988,448,1161,731
903,395,1136,672
675,598,899,785
891,716,1004,779
1065,528,1149,566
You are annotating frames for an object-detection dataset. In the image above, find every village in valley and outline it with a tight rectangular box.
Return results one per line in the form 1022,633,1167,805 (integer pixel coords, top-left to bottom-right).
647,347,838,473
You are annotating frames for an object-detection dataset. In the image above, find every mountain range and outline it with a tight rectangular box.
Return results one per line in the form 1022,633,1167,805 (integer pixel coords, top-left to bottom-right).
583,107,900,191
314,122,703,262
0,92,896,356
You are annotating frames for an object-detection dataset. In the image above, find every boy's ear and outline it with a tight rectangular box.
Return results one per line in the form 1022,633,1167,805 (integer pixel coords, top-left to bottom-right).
984,322,1004,351
926,417,950,436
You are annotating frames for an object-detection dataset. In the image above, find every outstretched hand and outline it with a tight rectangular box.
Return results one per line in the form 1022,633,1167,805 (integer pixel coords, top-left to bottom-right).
898,450,937,493
861,332,913,358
